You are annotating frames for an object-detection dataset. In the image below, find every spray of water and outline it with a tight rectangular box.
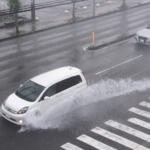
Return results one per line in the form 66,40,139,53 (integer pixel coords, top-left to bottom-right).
19,78,150,132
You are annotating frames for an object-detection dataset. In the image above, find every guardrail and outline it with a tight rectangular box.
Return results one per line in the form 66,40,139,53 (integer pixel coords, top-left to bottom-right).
0,0,85,16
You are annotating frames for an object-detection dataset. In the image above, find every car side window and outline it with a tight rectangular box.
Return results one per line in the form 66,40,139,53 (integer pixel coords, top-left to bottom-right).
40,75,82,101
56,75,82,93
41,84,56,100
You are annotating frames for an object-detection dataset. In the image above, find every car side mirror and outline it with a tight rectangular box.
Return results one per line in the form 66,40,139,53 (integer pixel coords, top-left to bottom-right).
44,96,50,100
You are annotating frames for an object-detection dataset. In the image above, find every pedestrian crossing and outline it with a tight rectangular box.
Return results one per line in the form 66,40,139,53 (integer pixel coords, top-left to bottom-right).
92,127,149,150
77,134,117,150
105,120,150,142
61,143,84,150
139,101,150,109
129,107,150,119
128,118,150,130
60,99,150,150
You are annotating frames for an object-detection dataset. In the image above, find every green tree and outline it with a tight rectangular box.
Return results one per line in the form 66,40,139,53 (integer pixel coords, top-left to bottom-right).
7,0,21,35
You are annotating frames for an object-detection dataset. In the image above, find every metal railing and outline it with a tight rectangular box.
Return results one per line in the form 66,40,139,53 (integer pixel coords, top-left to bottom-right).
0,0,85,16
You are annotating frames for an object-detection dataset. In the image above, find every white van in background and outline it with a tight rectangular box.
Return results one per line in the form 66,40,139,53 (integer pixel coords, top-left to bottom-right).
0,66,87,125
135,25,150,45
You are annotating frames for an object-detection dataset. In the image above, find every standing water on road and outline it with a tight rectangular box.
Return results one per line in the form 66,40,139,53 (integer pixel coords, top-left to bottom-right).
19,78,150,132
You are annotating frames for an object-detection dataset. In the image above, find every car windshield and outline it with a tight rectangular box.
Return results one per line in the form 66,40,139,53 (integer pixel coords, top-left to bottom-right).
15,80,45,102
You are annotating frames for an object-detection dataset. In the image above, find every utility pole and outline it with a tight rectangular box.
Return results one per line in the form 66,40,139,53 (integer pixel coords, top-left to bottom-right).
93,0,95,17
121,0,127,10
31,0,36,32
72,0,76,23
31,0,36,21
120,0,128,38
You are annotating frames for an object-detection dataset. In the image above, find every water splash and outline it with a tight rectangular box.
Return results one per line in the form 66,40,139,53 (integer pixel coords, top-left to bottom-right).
19,78,150,132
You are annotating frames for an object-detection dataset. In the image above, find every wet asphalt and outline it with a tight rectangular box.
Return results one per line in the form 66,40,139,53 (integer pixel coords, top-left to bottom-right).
1,4,150,150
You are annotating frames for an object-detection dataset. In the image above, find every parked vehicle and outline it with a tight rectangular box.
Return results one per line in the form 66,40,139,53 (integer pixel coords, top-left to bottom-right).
135,25,150,45
0,66,87,125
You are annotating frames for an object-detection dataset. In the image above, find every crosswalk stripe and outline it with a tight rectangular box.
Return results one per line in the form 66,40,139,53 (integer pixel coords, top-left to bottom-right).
91,127,150,150
129,107,150,119
128,118,150,130
139,101,150,109
105,120,150,142
61,142,84,150
77,134,117,150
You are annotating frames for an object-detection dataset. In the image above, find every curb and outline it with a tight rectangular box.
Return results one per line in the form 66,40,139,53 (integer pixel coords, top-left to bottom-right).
84,34,135,51
0,2,149,42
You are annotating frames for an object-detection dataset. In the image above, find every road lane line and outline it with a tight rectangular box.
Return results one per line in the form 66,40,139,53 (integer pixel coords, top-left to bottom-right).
128,118,150,130
96,55,143,75
61,143,84,150
139,101,150,109
129,107,150,119
91,127,149,150
105,120,150,142
77,134,117,150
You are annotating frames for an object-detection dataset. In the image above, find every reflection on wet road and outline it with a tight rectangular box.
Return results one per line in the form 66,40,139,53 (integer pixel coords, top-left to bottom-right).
1,4,150,150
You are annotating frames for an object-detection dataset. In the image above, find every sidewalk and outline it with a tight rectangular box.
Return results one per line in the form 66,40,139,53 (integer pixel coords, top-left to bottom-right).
0,0,150,41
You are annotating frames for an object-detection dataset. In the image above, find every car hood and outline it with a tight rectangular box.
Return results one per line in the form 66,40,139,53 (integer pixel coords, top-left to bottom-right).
137,28,150,38
5,93,33,112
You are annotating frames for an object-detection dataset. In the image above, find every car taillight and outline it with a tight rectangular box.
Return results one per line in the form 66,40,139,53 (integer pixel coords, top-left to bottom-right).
82,72,87,84
82,72,85,77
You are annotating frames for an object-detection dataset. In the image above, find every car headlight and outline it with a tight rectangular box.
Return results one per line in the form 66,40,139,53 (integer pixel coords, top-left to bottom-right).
17,106,29,114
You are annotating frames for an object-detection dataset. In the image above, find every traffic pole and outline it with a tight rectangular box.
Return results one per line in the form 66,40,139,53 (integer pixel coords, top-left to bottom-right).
92,32,95,45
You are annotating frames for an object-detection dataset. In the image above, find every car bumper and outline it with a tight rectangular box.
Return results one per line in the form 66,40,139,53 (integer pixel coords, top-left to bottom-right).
135,36,150,45
0,105,26,125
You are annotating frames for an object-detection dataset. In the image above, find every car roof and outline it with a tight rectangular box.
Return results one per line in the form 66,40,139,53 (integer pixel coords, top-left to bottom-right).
31,66,82,87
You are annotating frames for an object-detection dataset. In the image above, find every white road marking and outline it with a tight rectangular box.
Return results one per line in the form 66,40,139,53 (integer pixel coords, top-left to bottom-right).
61,142,84,150
96,55,143,75
128,118,150,130
91,127,149,150
77,134,117,150
129,107,150,119
139,101,150,109
105,120,150,142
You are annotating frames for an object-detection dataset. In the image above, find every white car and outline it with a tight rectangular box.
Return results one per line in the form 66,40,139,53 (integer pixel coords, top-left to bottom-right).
135,25,150,45
0,66,87,125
